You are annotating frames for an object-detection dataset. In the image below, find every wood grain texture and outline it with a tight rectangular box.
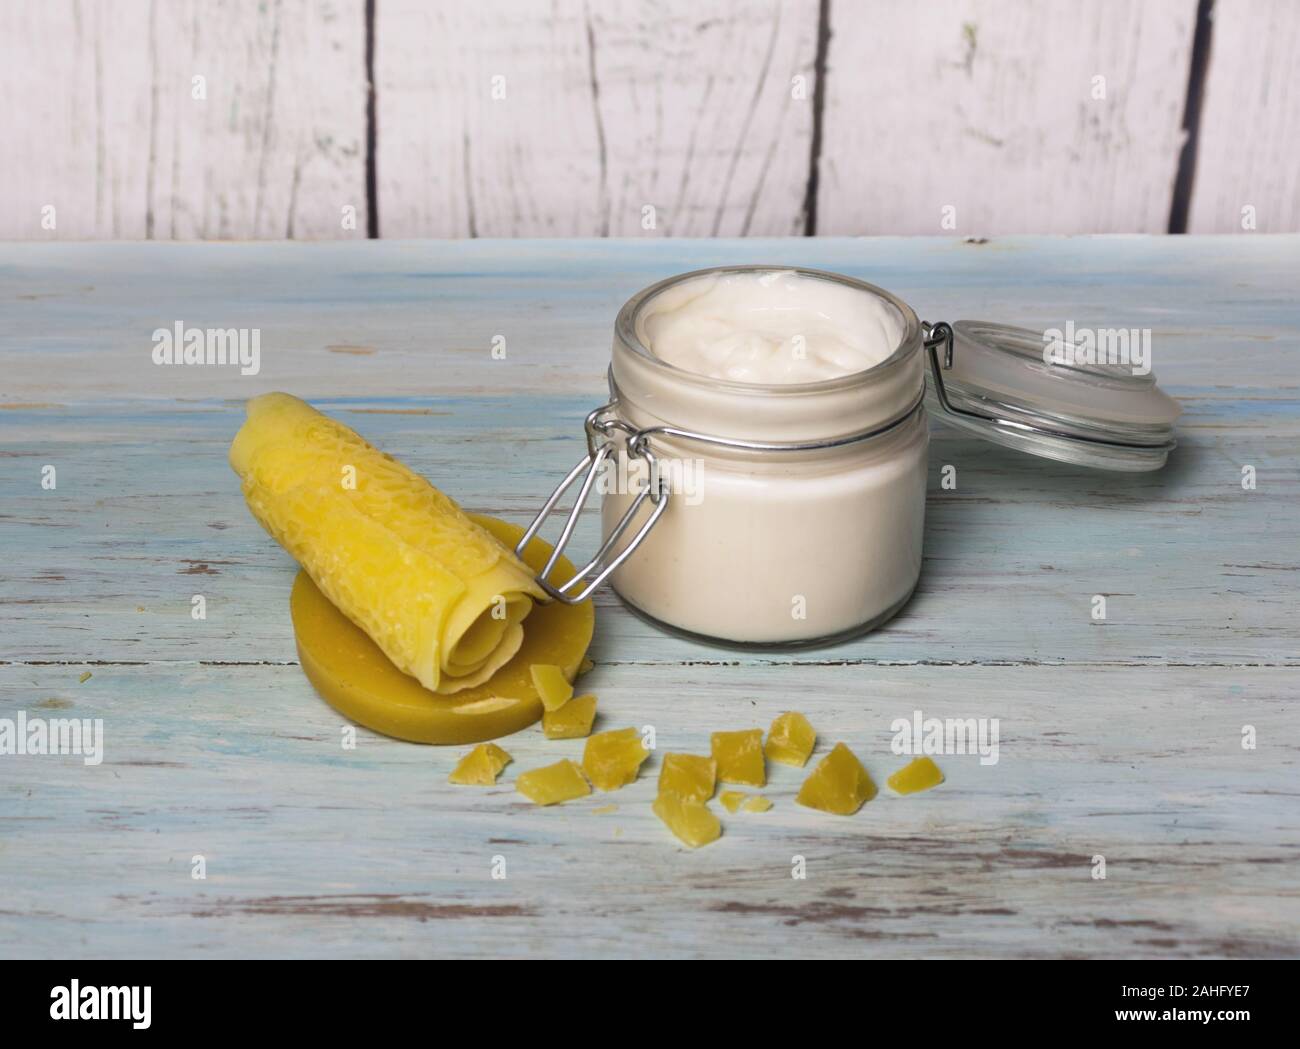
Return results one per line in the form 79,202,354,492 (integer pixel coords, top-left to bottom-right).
1,662,1296,958
1188,0,1300,233
1,235,1295,397
375,0,820,236
818,0,1199,235
0,237,1297,958
0,0,368,240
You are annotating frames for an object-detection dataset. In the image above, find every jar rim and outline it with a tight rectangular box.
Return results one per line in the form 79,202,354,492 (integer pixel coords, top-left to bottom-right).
614,265,922,396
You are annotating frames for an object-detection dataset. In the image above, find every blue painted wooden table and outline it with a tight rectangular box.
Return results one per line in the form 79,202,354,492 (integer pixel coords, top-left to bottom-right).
1,237,1297,958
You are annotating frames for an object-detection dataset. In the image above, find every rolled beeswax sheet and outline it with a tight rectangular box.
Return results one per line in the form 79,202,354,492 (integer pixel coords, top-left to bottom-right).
230,392,546,693
290,514,594,745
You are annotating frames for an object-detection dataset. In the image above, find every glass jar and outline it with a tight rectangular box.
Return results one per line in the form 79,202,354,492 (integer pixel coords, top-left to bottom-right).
516,265,1180,648
524,267,929,645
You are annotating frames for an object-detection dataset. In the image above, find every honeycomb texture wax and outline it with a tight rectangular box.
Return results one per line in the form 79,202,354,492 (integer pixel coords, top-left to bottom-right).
711,729,766,787
231,393,546,695
764,712,816,767
291,514,593,744
516,760,591,805
582,728,650,791
796,742,876,815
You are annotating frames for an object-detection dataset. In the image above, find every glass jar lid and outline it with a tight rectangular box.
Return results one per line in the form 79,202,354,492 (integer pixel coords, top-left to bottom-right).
922,320,1181,472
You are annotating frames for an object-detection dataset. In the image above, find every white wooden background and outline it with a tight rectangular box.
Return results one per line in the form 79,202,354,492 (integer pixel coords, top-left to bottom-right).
1,0,1297,240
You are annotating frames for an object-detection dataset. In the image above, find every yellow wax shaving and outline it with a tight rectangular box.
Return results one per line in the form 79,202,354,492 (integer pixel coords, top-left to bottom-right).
741,795,773,813
653,794,721,848
516,759,590,805
796,742,876,815
448,742,512,785
657,753,717,803
582,728,650,791
764,711,816,767
887,756,945,794
542,694,598,740
529,664,574,711
230,393,545,695
711,729,766,787
719,790,747,813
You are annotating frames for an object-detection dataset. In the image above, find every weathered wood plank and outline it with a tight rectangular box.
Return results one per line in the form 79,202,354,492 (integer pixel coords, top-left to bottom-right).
818,0,1198,235
375,0,820,236
4,2,1300,240
1188,0,1300,233
1,236,1298,398
1,662,1295,958
0,0,367,240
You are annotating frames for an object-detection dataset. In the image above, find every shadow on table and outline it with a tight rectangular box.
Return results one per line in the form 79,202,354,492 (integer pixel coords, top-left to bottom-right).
918,429,1206,573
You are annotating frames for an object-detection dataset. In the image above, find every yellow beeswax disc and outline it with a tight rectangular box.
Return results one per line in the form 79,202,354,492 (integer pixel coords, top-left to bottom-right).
291,514,595,744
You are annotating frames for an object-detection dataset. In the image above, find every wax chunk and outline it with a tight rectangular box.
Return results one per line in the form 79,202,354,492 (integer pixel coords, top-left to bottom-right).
887,756,944,795
653,793,722,848
542,694,598,740
516,759,590,805
796,742,876,815
582,728,650,791
711,729,766,787
657,753,717,802
579,658,595,675
530,664,574,711
449,742,512,785
742,795,773,813
719,790,747,813
764,711,816,767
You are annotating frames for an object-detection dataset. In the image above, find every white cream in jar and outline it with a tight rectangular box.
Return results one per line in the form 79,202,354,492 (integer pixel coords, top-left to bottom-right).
601,267,928,645
638,269,901,385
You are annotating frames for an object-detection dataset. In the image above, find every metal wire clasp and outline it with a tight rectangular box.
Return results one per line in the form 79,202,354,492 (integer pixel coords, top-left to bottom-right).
517,365,931,605
922,320,963,415
924,318,1074,437
513,402,669,604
